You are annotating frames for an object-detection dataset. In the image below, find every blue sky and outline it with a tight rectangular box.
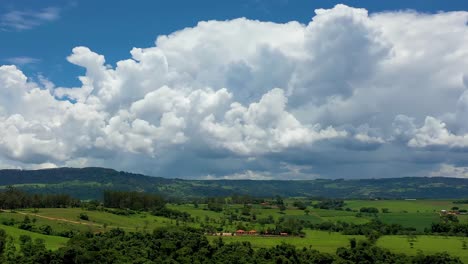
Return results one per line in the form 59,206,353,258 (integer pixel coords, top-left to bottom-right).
1,1,468,179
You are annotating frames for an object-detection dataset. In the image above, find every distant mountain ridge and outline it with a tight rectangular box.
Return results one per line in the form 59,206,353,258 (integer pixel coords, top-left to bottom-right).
0,167,466,200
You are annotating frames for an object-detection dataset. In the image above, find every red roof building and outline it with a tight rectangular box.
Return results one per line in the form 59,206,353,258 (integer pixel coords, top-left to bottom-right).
236,230,245,235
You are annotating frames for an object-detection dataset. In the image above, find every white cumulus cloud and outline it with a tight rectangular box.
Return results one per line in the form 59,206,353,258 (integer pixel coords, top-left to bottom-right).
1,5,468,179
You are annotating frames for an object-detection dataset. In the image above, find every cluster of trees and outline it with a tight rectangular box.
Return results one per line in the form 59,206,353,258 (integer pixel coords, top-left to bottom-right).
103,190,191,221
0,227,461,263
193,195,269,209
270,217,305,236
2,216,76,238
201,195,291,212
205,198,225,212
274,195,287,211
103,190,166,211
313,199,345,210
230,194,265,204
0,187,80,209
359,207,380,214
292,200,308,210
233,217,306,236
308,219,417,240
431,222,468,236
453,200,468,204
336,238,462,264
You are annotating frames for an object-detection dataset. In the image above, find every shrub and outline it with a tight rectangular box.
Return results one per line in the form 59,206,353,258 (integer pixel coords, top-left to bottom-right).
79,213,89,221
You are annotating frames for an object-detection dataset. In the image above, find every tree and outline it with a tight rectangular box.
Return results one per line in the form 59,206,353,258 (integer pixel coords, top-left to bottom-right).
349,238,357,249
407,234,417,249
0,229,6,256
79,213,89,221
39,225,53,235
359,207,379,214
275,195,284,206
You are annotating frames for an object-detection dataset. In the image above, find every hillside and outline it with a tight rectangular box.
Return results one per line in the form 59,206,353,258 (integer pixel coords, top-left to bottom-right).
0,167,466,200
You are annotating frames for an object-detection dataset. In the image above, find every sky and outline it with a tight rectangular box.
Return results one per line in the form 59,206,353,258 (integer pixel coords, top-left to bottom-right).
1,1,468,179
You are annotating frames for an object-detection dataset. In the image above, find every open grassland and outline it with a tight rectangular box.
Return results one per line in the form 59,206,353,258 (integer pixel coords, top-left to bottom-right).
377,235,468,264
168,204,224,219
211,231,468,262
1,208,183,233
0,224,69,250
378,212,440,231
208,230,364,254
2,199,463,234
169,204,370,224
310,209,371,224
0,210,95,233
29,208,173,230
344,199,459,213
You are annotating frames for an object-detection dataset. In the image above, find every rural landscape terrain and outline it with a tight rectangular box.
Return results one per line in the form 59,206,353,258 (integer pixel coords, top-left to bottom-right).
2,0,468,263
0,168,467,263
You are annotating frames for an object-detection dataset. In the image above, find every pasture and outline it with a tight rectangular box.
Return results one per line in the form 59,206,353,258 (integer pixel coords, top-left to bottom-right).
208,230,364,253
378,235,468,264
0,224,69,250
0,208,182,234
344,199,456,213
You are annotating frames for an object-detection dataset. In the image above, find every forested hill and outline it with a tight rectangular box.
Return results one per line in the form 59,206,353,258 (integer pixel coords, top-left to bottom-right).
0,167,466,200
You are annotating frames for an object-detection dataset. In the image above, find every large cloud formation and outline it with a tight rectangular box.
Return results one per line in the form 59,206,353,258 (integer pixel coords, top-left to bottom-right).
1,4,468,179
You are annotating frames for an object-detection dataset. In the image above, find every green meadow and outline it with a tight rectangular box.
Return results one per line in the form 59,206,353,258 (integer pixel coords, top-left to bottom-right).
208,230,365,254
1,208,182,233
377,235,468,264
344,199,456,213
0,224,68,250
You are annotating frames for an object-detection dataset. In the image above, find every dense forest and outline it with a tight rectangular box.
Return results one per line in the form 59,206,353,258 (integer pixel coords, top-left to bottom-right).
0,186,80,209
0,227,463,264
0,167,467,200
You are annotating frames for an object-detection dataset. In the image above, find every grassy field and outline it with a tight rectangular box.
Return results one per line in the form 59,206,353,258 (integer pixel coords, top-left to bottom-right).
0,208,184,234
344,199,458,213
378,212,440,231
0,209,95,233
208,230,364,254
0,224,69,250
377,235,468,263
212,231,468,262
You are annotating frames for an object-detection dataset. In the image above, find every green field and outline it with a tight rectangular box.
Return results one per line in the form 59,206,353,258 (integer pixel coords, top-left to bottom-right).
378,212,440,231
208,230,364,253
378,235,468,264
1,208,184,232
0,199,467,262
210,231,468,263
0,224,68,250
344,199,458,213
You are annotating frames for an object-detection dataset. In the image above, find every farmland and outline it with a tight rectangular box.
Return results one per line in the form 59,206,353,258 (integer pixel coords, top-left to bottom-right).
1,197,467,262
0,224,68,250
208,230,365,253
378,235,468,263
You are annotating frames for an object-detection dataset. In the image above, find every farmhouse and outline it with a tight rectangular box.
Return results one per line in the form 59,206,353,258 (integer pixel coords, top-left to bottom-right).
236,229,245,235
440,209,460,216
248,230,257,235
